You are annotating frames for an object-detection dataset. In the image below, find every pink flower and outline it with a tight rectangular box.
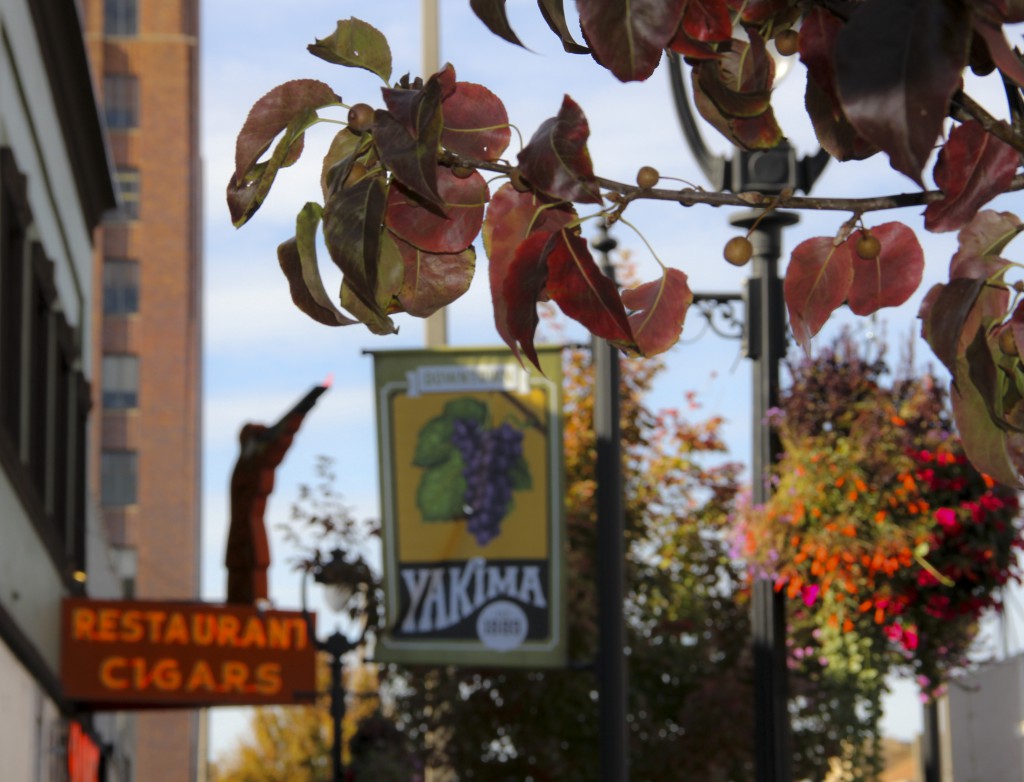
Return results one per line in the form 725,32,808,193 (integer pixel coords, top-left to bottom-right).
801,584,820,607
935,507,959,530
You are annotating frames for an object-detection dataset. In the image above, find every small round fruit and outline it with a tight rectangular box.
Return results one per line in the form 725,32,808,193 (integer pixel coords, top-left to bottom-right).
451,164,475,179
855,232,882,260
510,167,531,193
636,165,660,189
774,29,799,57
999,328,1019,357
347,103,375,134
724,236,753,266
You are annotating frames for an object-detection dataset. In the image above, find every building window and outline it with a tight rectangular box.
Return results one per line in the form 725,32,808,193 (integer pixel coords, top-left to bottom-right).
104,0,137,36
112,168,139,221
102,451,137,506
103,258,139,314
104,74,138,130
102,354,138,409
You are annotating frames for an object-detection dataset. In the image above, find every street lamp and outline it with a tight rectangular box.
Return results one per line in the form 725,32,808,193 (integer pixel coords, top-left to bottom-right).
301,548,373,782
666,49,828,782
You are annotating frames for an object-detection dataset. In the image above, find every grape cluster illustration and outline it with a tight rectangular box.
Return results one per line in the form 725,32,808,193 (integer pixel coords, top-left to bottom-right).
413,397,532,547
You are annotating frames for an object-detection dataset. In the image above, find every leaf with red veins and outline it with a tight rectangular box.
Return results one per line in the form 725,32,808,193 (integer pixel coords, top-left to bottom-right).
950,210,1024,279
576,0,686,82
502,231,556,369
518,95,603,205
385,168,488,254
546,229,636,349
374,76,445,209
836,0,970,186
621,268,693,357
441,81,510,162
233,79,341,186
682,0,732,42
483,184,575,351
846,223,924,316
925,121,1021,233
974,19,1024,87
784,236,855,351
391,234,475,318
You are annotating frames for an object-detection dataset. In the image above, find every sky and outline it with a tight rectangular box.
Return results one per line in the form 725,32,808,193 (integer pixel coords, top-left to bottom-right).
198,0,1024,763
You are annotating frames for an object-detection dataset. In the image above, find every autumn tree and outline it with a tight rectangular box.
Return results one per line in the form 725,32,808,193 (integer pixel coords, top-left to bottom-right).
229,1,1024,486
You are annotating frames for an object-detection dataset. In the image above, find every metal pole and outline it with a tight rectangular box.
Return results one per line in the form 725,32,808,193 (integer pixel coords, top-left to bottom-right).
922,699,941,782
328,636,346,782
593,227,628,781
732,209,798,782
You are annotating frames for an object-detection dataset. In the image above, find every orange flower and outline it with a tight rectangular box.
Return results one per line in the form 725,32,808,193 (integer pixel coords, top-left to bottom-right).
874,510,887,523
854,478,868,493
843,618,855,633
891,415,906,427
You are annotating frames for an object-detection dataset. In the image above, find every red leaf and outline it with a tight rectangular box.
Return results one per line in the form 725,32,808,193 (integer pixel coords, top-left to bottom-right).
950,210,1024,279
682,0,732,42
919,277,1000,376
441,82,511,162
836,0,970,185
576,0,686,82
391,234,476,318
725,0,788,24
385,167,488,254
925,120,1020,233
784,236,855,351
974,19,1024,87
233,79,340,186
482,184,575,351
695,35,775,118
469,0,526,49
692,75,783,150
546,229,635,348
538,0,590,54
518,95,603,204
502,231,555,369
846,222,924,315
621,268,693,357
374,76,445,208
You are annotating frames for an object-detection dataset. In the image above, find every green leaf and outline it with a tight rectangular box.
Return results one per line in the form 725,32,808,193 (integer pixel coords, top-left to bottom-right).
323,174,389,320
509,455,532,490
320,128,364,199
412,416,455,468
951,357,1022,487
443,397,488,424
339,230,402,335
416,452,468,521
276,202,358,327
308,18,392,82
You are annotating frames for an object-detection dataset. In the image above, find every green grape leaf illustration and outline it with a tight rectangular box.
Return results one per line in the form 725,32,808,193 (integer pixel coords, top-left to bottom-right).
412,415,455,467
443,396,488,424
416,450,467,521
509,455,532,490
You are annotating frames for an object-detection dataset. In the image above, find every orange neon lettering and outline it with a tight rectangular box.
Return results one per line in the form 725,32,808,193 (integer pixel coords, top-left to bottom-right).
292,618,309,650
151,659,182,691
220,661,249,692
184,660,218,692
267,617,290,649
144,611,168,642
191,614,215,646
217,615,241,646
72,608,97,641
239,617,267,648
163,613,189,644
255,663,282,695
99,657,129,690
97,609,118,641
120,610,144,642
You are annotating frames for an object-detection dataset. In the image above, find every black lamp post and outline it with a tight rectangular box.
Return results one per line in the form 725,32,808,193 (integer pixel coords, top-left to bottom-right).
301,548,371,782
667,50,828,782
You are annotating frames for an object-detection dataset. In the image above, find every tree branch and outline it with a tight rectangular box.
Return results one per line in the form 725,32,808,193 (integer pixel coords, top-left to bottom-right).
951,91,1024,156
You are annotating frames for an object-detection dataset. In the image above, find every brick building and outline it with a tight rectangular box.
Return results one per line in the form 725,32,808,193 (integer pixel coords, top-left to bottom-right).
81,0,203,779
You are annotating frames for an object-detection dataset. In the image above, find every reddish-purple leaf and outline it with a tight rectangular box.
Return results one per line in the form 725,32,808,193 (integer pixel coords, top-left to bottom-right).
621,268,693,357
919,277,992,375
518,95,603,204
836,0,970,185
784,236,855,351
469,0,526,48
546,229,635,348
503,231,556,368
692,76,783,150
538,0,590,54
695,35,775,118
682,0,732,42
391,234,475,318
323,174,388,319
482,184,575,351
576,0,686,82
1008,300,1024,356
950,210,1024,279
441,82,511,162
667,30,720,60
725,0,789,24
233,79,341,186
307,18,392,82
846,222,924,315
373,77,445,209
385,168,488,254
925,120,1020,232
974,19,1024,87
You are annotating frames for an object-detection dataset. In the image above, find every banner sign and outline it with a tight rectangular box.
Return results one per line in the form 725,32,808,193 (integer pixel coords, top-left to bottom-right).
371,347,566,667
60,598,317,708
